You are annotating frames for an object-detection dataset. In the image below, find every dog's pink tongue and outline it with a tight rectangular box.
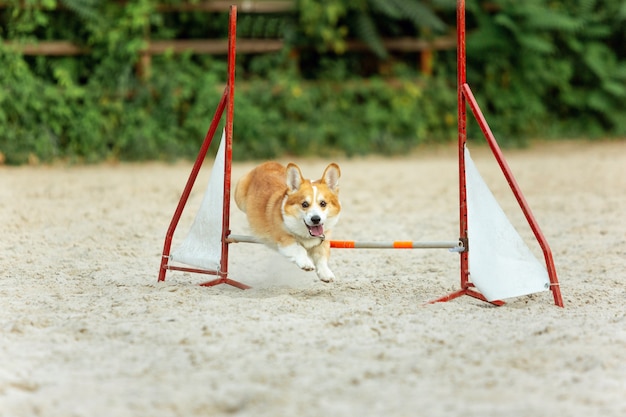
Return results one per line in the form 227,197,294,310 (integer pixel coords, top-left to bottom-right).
309,225,324,237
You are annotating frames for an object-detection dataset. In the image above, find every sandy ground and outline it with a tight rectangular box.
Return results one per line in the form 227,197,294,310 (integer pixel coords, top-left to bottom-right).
0,140,625,417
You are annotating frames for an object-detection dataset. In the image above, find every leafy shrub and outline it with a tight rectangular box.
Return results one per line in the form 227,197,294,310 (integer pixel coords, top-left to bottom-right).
0,0,625,164
464,0,626,140
233,71,457,160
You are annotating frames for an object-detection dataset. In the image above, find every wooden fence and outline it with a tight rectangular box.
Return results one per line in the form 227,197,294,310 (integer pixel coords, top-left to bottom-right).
0,0,456,75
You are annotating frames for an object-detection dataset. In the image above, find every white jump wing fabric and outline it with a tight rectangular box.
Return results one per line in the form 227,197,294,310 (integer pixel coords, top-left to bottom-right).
465,146,549,301
170,129,226,270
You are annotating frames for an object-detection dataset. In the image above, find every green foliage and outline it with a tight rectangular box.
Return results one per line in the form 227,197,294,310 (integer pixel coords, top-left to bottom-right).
0,0,459,164
233,71,457,160
0,0,625,164
465,0,626,140
294,0,455,58
0,0,161,163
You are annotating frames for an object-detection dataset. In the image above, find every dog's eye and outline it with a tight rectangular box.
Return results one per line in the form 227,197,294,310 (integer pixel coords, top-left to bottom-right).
301,201,309,208
320,200,327,208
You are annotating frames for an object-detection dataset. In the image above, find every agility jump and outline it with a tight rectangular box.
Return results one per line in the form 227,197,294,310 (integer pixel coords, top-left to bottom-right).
157,2,564,307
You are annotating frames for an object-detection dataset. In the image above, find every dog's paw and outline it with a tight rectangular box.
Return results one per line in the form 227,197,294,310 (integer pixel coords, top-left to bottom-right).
316,267,335,283
279,243,315,271
295,256,316,271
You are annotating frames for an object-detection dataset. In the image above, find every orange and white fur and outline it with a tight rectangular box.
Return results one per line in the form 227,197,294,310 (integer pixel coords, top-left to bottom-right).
234,162,341,282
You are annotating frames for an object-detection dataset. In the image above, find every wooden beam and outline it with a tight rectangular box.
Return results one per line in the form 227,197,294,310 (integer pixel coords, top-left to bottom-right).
2,35,456,57
348,35,457,53
1,39,285,56
0,1,295,13
145,39,285,54
155,1,294,13
2,41,87,56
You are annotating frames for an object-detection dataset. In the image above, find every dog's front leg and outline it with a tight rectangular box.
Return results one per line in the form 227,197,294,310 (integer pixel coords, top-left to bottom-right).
309,242,335,283
278,242,315,272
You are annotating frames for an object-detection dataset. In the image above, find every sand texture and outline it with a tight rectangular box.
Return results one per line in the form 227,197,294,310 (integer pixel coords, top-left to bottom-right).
1,140,625,416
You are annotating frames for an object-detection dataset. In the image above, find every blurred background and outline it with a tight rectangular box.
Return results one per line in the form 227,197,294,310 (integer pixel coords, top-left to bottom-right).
0,0,625,164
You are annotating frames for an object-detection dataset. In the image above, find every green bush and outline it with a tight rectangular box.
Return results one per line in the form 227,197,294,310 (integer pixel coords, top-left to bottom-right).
0,0,625,164
234,71,457,160
465,0,626,140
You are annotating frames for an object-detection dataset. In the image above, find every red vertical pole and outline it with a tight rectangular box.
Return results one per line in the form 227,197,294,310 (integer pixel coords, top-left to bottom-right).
429,0,503,306
200,5,249,289
429,0,481,305
220,5,237,280
457,0,470,290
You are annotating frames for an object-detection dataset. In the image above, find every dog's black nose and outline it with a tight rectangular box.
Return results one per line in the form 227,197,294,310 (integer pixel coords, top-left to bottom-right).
311,215,321,224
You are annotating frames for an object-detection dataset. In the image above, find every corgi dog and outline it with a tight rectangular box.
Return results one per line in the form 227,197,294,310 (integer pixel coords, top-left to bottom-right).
234,162,341,282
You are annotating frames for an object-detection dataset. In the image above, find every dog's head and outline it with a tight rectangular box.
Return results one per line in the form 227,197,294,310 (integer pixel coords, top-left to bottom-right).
282,163,341,240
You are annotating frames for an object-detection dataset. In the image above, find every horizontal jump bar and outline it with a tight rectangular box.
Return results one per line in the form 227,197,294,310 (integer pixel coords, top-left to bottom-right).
330,240,461,249
227,234,463,250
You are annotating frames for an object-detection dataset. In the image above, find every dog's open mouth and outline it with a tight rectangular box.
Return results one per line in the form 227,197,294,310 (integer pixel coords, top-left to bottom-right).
306,224,325,238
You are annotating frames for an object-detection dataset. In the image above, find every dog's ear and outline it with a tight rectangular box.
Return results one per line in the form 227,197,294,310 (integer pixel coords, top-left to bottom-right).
285,163,304,192
322,163,341,192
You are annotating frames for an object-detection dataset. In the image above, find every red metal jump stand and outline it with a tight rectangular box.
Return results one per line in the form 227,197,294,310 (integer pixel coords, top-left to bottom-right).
157,5,249,289
430,0,564,307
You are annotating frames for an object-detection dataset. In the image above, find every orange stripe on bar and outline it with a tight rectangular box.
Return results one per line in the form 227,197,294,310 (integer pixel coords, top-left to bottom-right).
330,241,355,248
393,241,413,248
